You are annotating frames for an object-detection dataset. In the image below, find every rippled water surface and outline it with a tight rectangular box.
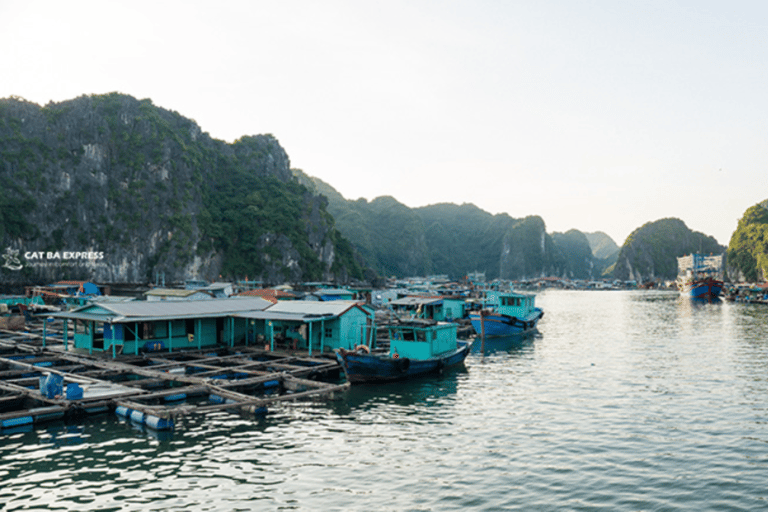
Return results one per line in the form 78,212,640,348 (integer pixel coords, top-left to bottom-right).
2,290,768,511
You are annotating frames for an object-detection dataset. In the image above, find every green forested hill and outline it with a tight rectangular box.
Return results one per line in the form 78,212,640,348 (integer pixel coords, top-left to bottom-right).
0,93,365,285
727,201,768,281
612,218,724,282
295,171,611,280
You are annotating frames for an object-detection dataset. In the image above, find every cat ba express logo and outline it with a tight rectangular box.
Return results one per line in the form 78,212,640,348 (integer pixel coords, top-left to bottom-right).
2,248,23,271
1,248,105,270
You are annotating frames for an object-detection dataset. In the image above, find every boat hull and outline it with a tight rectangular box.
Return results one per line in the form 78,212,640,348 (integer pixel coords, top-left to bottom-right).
679,277,723,299
469,309,543,338
336,341,471,384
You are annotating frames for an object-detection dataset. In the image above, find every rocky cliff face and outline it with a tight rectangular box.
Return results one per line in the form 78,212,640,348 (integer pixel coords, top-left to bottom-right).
0,93,363,285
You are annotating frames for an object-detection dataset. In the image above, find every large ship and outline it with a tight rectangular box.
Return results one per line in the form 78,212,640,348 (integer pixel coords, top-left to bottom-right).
676,253,724,299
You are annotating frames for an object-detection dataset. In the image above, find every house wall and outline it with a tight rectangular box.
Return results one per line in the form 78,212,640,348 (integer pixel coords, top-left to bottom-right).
336,308,372,350
443,299,466,320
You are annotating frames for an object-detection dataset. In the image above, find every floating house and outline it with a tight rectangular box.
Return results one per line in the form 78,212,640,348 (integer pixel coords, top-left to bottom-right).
237,289,300,303
199,282,235,298
235,300,375,355
442,297,467,321
389,296,445,321
302,288,356,301
50,297,273,356
49,297,375,358
27,281,110,308
145,288,214,301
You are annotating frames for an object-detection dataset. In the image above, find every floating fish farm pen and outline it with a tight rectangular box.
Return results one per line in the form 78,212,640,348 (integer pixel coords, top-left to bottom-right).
0,316,349,434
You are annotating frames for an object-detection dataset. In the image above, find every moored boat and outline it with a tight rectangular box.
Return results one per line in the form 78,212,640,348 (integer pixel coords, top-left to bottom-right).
335,319,471,384
676,254,724,299
469,290,543,338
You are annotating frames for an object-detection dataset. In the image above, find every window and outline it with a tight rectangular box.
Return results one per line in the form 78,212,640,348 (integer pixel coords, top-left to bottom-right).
325,328,333,338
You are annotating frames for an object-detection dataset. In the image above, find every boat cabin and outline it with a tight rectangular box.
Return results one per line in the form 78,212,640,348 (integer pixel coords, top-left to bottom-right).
389,321,458,359
488,291,536,317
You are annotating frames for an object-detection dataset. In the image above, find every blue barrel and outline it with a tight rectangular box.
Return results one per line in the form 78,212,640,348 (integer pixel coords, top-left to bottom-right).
2,416,33,428
39,373,63,399
129,410,145,424
145,415,173,431
115,406,131,417
66,383,83,400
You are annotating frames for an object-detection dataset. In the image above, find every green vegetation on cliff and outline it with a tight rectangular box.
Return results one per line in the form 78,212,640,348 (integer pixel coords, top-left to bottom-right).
613,218,724,282
295,171,610,280
727,201,768,282
0,93,365,284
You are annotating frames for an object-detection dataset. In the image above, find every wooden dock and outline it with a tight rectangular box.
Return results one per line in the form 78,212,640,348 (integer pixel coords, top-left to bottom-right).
0,318,348,432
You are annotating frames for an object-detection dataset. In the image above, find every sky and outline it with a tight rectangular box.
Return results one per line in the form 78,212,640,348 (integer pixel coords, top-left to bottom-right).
3,0,767,247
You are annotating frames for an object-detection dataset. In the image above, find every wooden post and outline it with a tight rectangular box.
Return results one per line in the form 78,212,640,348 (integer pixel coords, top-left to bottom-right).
308,322,313,356
480,309,486,352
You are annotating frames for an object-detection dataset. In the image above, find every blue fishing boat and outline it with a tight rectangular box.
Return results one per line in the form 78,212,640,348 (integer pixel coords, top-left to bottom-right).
676,254,724,299
335,319,471,384
469,290,544,338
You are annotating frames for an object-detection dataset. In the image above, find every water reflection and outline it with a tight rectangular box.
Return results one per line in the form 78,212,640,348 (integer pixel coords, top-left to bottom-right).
470,331,537,355
329,366,466,417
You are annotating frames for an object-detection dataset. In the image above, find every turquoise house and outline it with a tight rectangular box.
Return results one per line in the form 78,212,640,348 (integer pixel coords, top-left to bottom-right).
389,296,445,321
236,300,375,355
50,297,273,357
442,297,466,321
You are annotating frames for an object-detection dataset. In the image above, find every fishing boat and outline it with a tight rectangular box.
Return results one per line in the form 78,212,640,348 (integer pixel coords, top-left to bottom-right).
676,254,724,299
335,319,471,384
469,290,543,338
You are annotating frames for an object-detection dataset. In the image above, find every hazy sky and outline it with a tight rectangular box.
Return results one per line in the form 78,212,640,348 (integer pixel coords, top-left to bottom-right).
3,0,767,246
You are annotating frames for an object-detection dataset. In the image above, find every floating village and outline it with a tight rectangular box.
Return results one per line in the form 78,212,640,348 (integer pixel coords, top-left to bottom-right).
0,273,548,434
0,255,758,436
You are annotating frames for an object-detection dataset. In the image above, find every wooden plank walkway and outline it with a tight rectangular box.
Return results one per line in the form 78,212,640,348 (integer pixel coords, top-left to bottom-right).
0,320,348,432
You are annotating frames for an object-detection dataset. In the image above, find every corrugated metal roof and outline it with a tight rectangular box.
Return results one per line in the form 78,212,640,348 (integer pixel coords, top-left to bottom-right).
390,296,443,307
266,300,361,316
234,311,336,322
54,297,272,323
145,288,209,297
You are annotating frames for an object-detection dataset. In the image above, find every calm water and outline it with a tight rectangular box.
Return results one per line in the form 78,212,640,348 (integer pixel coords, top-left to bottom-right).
2,290,768,511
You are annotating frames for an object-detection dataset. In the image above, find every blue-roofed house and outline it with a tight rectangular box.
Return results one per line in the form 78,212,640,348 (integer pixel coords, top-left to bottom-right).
50,297,273,356
302,288,356,301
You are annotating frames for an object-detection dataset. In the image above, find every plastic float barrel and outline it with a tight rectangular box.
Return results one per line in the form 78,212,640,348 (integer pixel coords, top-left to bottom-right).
263,380,279,388
145,415,173,431
2,416,33,428
129,410,145,424
209,394,237,405
66,383,83,400
115,406,131,417
163,393,187,402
